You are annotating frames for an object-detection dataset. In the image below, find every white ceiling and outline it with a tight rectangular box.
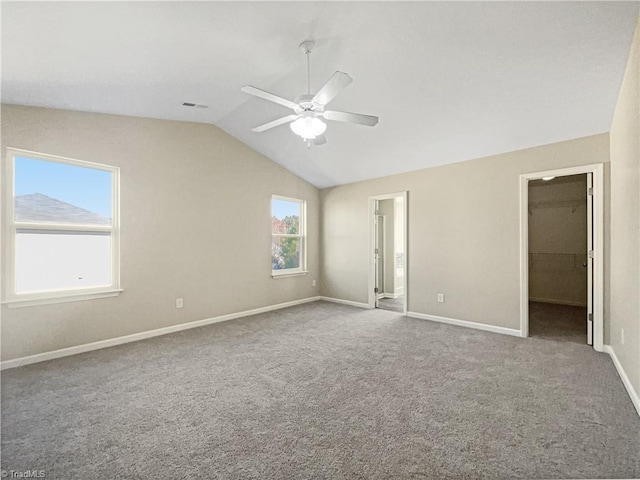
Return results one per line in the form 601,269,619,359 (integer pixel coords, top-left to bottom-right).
2,2,638,188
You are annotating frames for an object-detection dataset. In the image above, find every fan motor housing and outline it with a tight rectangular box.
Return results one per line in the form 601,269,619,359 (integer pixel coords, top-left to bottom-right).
299,40,315,54
295,94,322,112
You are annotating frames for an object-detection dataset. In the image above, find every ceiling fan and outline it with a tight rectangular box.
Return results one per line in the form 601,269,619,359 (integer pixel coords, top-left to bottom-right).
241,40,379,146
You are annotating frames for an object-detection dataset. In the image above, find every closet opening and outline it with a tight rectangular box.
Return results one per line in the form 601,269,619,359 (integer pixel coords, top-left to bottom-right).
520,164,604,351
528,174,590,344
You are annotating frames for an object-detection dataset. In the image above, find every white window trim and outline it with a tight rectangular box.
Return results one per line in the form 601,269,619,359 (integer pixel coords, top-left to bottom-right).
271,194,307,278
2,148,122,307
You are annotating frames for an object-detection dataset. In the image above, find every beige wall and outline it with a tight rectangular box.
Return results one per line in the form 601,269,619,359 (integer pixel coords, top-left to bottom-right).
320,134,610,330
528,175,588,306
1,105,320,361
610,16,640,396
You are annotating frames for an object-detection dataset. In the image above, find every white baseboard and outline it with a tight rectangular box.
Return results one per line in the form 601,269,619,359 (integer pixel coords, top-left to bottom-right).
0,296,321,371
529,297,587,308
382,292,399,299
407,311,523,338
319,296,371,309
603,345,640,417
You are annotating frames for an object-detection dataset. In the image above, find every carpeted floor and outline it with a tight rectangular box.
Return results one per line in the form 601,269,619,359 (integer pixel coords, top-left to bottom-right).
529,301,587,345
377,295,405,313
2,301,639,479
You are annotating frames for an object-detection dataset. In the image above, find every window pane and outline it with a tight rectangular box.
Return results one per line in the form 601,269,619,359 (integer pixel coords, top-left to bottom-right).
15,156,112,225
272,237,300,270
16,232,111,293
272,199,300,234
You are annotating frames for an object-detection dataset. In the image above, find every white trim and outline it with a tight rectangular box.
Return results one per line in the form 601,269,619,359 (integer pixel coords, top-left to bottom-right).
319,296,372,309
15,223,113,232
3,288,123,308
519,164,604,351
528,297,587,308
271,194,306,276
0,296,321,370
3,148,121,304
375,213,387,297
272,194,304,203
368,199,375,308
407,311,523,338
4,148,118,171
603,345,640,417
271,270,308,278
368,191,408,315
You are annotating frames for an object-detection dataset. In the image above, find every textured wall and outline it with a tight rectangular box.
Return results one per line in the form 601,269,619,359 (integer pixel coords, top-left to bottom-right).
320,134,610,331
610,16,640,397
1,105,320,361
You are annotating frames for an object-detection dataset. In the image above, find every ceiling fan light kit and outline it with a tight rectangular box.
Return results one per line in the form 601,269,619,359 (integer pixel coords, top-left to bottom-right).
241,39,378,146
290,113,327,140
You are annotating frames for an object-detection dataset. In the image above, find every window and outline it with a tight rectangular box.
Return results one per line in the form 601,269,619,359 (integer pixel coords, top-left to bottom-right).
3,149,121,306
271,195,306,276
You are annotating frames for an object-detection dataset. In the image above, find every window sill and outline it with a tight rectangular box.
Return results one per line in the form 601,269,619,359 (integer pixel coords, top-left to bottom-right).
3,289,123,308
271,270,309,279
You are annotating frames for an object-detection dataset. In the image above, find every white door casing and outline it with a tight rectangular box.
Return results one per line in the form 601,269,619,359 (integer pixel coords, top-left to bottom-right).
520,164,604,351
368,192,408,315
587,172,594,346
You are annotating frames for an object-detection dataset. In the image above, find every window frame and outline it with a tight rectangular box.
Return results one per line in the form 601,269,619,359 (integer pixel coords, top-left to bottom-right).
2,148,122,307
271,194,307,277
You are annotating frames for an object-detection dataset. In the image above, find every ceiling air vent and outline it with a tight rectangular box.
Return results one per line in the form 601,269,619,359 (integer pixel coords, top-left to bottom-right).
182,102,208,108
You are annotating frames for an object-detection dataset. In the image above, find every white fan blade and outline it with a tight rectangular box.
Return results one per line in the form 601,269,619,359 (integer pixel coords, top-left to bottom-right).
312,72,353,106
241,86,298,110
252,114,299,133
313,135,327,146
323,110,379,127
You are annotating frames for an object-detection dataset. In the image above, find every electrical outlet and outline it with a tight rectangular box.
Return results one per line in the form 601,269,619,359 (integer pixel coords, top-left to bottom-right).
437,293,445,303
176,298,184,309
621,328,625,345
312,279,317,287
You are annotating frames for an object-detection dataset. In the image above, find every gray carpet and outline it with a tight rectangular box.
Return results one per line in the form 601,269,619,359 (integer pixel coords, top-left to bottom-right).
378,295,405,313
2,301,639,479
530,302,587,345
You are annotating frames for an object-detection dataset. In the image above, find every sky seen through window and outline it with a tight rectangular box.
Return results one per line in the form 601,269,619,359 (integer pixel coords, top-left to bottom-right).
15,156,112,218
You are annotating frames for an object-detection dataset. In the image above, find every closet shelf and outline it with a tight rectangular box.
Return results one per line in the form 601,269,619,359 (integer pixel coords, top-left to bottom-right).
529,252,586,256
528,198,585,214
529,252,588,269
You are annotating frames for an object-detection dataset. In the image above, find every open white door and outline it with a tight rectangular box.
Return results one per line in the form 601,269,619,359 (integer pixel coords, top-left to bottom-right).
586,172,594,346
374,212,384,308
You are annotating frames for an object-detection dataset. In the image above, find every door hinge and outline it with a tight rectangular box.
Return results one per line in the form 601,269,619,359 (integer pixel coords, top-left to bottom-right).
588,250,594,259
374,287,379,294
588,313,593,322
588,187,594,196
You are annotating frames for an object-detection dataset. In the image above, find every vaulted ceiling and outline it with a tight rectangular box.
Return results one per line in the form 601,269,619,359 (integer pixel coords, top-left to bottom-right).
2,2,638,188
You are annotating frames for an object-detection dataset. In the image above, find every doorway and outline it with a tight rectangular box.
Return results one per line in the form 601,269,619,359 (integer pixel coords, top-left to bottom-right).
520,164,604,351
369,192,407,314
527,174,589,344
374,214,386,302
